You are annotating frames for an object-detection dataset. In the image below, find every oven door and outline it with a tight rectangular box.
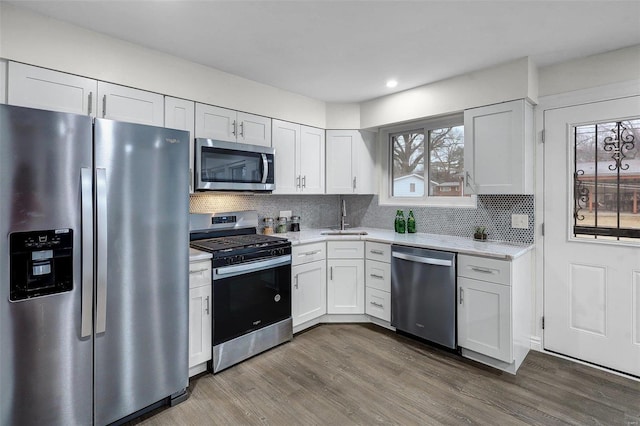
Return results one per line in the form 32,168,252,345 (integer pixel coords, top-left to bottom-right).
195,138,275,191
212,255,291,345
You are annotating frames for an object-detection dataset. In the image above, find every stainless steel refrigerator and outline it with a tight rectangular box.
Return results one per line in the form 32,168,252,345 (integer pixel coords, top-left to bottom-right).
0,104,190,425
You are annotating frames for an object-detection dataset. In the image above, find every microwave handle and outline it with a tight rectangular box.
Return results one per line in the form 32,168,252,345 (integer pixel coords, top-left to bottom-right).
261,153,268,184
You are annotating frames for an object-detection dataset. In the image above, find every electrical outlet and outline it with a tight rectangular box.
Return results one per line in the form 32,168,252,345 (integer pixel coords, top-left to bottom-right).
279,210,292,220
511,214,529,229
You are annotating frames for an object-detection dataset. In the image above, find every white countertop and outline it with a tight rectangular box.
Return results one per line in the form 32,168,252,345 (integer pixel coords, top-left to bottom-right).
279,228,533,260
189,247,212,262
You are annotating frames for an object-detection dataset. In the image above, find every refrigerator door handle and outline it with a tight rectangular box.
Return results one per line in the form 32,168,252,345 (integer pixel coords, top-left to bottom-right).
81,168,94,338
96,168,108,334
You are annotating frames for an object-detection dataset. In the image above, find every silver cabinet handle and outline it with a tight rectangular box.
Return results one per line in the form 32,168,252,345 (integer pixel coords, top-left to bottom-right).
96,168,108,334
470,266,495,274
330,266,333,280
370,301,383,308
189,268,209,274
80,168,93,338
102,95,107,118
232,120,237,136
297,175,301,189
88,92,93,116
189,167,193,192
239,121,244,137
303,250,321,256
353,176,357,190
294,275,299,289
302,175,306,188
370,250,384,255
459,287,464,305
204,296,210,315
370,274,384,279
392,252,453,267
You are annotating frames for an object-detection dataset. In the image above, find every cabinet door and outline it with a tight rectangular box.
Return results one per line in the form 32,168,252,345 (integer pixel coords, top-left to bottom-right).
292,260,327,326
189,285,212,369
327,259,364,314
464,99,531,194
299,126,325,194
458,277,512,363
97,82,164,126
366,287,391,322
356,130,377,194
165,97,195,193
8,62,97,116
0,59,7,104
326,130,356,194
238,112,271,146
195,103,236,142
271,119,300,194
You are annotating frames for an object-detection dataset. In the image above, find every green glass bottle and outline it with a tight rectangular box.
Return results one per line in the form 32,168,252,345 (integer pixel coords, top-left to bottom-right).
407,210,416,233
394,210,400,232
398,211,406,234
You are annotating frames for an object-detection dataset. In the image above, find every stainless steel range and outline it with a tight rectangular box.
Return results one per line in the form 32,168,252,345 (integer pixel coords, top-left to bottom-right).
190,211,292,373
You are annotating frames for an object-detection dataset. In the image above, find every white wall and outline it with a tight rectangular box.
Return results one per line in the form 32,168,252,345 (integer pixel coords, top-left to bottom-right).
0,3,327,128
538,45,640,97
325,102,360,129
360,57,537,129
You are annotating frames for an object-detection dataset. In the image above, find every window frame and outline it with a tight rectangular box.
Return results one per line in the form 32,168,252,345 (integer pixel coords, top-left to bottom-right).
379,114,477,208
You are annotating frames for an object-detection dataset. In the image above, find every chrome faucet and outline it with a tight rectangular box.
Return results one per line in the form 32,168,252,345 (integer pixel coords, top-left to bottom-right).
340,199,348,230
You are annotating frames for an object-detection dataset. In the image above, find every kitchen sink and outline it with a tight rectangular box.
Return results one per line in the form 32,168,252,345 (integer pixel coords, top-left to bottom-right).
320,230,368,236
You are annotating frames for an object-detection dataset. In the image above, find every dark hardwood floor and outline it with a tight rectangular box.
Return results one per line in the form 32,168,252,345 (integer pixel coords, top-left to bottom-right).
134,324,640,425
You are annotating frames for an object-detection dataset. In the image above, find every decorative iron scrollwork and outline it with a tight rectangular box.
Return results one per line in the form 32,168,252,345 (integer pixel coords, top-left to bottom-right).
574,169,589,221
603,122,635,171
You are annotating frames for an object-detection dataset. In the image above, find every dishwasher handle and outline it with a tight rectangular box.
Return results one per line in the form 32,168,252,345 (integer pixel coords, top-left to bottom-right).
392,251,453,267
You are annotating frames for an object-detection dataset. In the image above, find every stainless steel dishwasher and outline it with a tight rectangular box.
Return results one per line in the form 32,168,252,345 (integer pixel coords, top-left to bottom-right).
390,245,457,349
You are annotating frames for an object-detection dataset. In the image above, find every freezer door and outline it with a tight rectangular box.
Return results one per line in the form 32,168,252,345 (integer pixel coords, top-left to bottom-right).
0,104,93,425
93,119,189,425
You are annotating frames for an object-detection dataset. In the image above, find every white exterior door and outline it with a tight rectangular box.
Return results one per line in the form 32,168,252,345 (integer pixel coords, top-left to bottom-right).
544,96,640,376
97,82,164,126
8,62,97,116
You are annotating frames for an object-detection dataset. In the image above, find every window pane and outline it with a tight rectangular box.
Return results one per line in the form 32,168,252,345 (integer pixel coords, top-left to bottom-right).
574,118,640,240
428,125,465,197
392,131,425,197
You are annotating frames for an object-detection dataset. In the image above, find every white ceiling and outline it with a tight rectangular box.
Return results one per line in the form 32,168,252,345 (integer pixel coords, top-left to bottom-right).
8,1,640,103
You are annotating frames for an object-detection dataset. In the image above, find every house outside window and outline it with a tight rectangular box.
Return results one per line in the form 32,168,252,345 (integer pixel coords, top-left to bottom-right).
380,114,475,207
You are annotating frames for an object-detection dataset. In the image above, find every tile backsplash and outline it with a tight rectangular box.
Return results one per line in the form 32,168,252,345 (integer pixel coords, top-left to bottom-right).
190,193,534,244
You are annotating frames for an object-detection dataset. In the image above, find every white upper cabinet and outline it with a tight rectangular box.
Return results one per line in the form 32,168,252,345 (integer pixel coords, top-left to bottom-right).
326,130,377,194
165,97,195,193
97,81,164,126
0,59,7,104
195,103,271,146
272,119,324,194
463,99,534,194
7,61,97,116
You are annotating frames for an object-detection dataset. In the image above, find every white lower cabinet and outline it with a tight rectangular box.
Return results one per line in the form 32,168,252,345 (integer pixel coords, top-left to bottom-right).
365,287,391,322
189,259,212,377
291,242,327,331
456,252,532,374
365,242,392,322
327,241,365,314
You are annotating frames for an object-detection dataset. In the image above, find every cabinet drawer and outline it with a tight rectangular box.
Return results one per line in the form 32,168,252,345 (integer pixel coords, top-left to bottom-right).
365,260,390,292
458,254,511,286
365,287,391,322
189,260,211,289
365,241,390,263
292,242,326,266
327,241,364,259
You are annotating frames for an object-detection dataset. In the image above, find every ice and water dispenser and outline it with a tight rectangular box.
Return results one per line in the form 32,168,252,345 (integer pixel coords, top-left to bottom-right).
9,229,73,301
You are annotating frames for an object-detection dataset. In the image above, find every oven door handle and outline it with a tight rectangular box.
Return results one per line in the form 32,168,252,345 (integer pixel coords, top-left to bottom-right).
214,255,291,279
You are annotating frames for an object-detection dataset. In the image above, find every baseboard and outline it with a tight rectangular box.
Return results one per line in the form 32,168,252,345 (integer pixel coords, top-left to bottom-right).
530,336,542,352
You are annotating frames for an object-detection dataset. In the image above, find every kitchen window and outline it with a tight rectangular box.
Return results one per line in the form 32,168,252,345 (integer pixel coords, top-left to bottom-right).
380,115,476,207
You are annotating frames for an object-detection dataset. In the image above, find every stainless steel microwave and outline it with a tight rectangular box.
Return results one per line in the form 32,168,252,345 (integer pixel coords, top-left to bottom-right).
195,139,275,192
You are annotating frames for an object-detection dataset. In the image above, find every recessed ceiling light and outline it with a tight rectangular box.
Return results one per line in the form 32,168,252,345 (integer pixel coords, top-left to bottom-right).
386,79,398,88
